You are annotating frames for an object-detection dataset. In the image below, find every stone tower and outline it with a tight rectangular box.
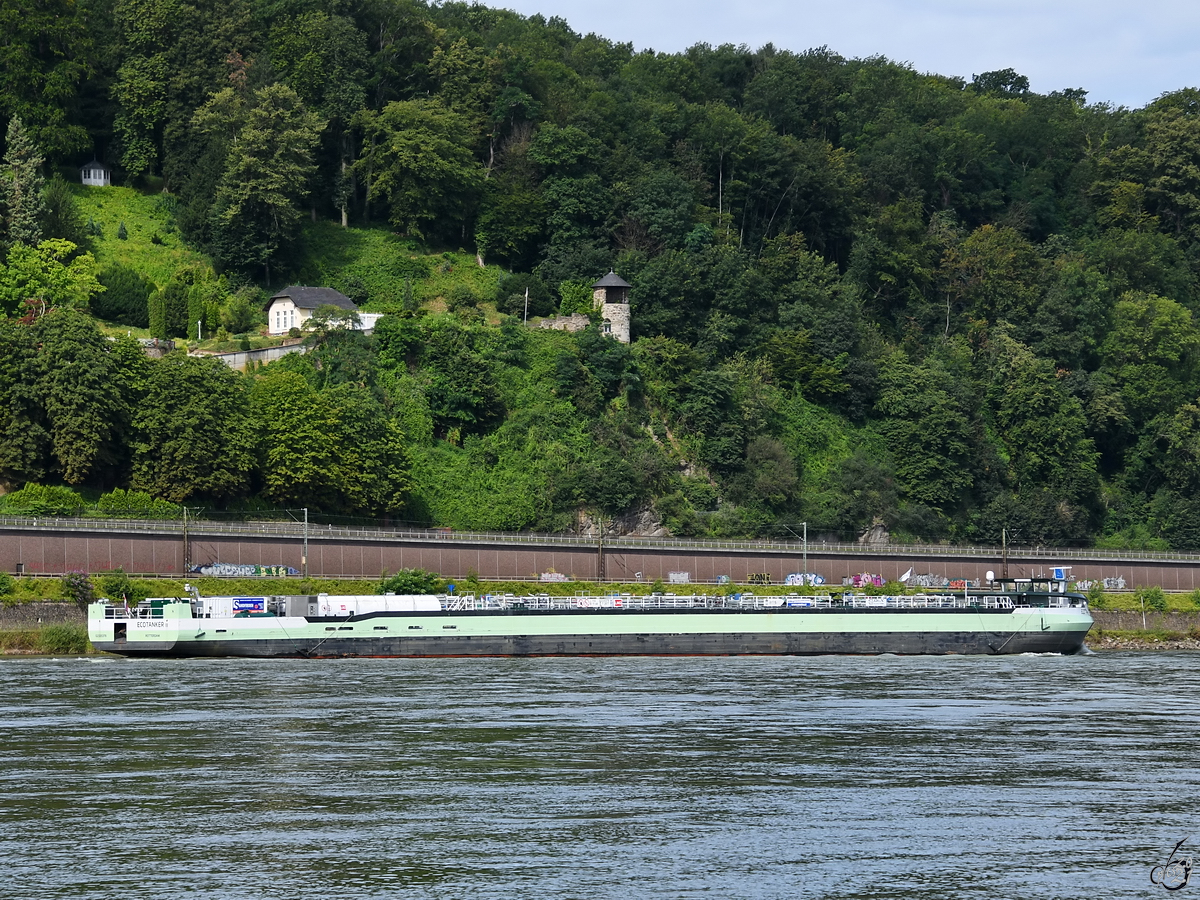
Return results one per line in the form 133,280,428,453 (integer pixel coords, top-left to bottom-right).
592,270,631,343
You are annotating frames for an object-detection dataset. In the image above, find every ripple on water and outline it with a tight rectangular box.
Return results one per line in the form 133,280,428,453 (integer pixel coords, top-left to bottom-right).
1,653,1196,899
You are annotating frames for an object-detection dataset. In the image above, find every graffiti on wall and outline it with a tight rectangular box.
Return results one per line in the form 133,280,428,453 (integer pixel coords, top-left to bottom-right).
190,563,299,577
1075,577,1127,591
785,572,825,586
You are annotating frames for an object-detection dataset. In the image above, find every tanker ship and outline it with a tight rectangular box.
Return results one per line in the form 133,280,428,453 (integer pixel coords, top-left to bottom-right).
88,574,1092,658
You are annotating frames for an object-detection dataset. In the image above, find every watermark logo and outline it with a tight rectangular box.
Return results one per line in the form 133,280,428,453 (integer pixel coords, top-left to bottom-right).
1151,837,1193,891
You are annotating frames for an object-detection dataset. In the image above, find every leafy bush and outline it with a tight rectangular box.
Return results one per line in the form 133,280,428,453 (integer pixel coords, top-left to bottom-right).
446,283,477,310
95,488,181,519
94,263,154,327
1087,582,1109,610
378,568,442,594
42,174,88,247
61,571,96,611
557,279,593,316
1136,585,1168,613
97,567,146,604
495,272,553,317
0,484,85,516
0,572,13,596
219,287,262,334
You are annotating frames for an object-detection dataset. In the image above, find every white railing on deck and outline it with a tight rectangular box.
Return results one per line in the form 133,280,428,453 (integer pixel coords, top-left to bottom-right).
438,593,1084,612
102,604,164,619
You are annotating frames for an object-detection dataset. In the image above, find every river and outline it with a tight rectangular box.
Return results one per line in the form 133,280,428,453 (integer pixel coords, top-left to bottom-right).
1,652,1196,899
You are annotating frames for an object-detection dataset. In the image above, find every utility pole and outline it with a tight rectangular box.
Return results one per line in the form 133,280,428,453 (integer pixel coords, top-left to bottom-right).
523,287,529,324
782,523,809,585
597,517,605,583
303,507,309,578
182,506,190,574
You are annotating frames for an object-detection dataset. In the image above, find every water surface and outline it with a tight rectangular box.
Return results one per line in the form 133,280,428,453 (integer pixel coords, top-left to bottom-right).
1,653,1195,899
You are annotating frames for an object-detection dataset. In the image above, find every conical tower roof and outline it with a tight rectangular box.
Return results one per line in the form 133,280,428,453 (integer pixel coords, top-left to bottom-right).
593,270,631,289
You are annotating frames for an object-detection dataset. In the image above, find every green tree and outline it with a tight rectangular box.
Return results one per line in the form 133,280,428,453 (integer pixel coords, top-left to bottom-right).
939,224,1042,331
0,2,91,159
33,310,128,485
875,351,975,509
0,239,103,318
495,272,553,318
94,264,154,327
0,319,50,485
475,165,546,267
198,84,324,280
325,384,412,515
986,332,1099,501
356,99,483,241
40,174,87,247
2,116,46,246
61,570,96,611
1136,584,1167,613
1101,291,1199,427
112,42,170,180
249,370,341,507
378,568,440,594
1142,91,1200,242
97,567,146,604
219,288,261,334
130,356,256,502
268,11,370,226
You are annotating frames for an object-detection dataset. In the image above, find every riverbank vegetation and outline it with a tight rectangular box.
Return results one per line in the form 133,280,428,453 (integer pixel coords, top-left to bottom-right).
8,3,1200,548
0,625,91,655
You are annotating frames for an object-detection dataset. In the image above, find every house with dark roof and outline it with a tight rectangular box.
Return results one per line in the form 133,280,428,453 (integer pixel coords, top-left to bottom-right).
264,286,383,335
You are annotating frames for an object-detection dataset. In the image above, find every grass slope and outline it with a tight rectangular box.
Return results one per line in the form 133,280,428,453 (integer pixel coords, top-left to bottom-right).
71,184,509,313
291,220,506,310
71,184,211,288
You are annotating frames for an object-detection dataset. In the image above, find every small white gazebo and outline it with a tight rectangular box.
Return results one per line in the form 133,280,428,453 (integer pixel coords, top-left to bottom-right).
80,161,111,187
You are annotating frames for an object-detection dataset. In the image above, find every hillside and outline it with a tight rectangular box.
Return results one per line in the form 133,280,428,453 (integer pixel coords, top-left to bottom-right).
4,2,1200,548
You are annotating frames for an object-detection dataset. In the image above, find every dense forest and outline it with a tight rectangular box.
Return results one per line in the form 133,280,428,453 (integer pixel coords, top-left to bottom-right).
3,0,1200,548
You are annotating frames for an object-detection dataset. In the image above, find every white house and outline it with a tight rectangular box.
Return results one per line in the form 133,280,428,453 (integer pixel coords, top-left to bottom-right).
80,161,111,187
263,286,387,335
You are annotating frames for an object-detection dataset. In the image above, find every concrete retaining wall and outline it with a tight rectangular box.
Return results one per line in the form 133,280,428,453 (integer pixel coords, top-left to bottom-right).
194,341,308,371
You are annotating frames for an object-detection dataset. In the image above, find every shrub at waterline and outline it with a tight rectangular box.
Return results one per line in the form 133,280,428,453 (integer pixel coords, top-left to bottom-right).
0,625,91,655
39,624,90,654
